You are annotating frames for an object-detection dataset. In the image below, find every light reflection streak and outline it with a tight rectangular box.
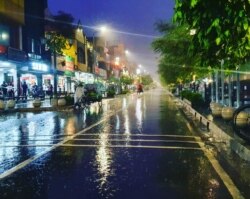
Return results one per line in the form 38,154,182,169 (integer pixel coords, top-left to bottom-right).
0,128,19,168
122,97,127,109
65,118,76,136
95,124,113,188
123,108,131,145
115,114,120,132
28,118,55,153
135,97,143,132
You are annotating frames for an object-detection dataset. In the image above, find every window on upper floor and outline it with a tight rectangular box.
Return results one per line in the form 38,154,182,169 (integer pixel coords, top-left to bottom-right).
27,38,41,55
77,47,85,64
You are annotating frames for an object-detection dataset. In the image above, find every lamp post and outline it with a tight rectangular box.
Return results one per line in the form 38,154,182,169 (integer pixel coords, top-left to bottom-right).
220,59,225,105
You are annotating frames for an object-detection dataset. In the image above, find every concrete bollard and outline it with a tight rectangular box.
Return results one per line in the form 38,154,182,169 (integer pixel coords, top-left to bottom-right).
235,111,249,127
221,107,235,121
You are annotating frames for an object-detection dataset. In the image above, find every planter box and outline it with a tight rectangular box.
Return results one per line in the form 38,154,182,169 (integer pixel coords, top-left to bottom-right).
221,107,235,121
51,98,58,107
236,112,249,127
33,99,41,108
7,100,15,109
211,103,222,117
58,98,66,106
0,100,5,110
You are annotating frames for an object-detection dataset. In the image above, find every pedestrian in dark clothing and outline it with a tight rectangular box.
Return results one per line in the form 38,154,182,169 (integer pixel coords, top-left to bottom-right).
137,83,143,94
47,83,53,99
7,82,14,98
1,81,7,97
22,81,28,97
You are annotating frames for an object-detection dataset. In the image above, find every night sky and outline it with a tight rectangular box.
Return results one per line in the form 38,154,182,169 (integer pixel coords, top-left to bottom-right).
48,0,175,80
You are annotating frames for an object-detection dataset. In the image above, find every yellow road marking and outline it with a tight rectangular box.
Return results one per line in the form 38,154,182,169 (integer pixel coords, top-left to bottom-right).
186,122,244,199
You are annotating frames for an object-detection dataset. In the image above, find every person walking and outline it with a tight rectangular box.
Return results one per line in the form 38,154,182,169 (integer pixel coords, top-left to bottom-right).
47,82,53,99
22,81,28,99
7,82,14,98
1,81,7,97
137,83,143,94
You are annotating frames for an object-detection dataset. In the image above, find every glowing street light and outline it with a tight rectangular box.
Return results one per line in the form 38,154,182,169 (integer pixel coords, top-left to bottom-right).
100,26,107,33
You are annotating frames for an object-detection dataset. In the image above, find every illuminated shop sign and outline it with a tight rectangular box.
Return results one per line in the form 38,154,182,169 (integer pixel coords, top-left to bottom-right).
8,47,27,62
31,62,48,71
65,56,74,71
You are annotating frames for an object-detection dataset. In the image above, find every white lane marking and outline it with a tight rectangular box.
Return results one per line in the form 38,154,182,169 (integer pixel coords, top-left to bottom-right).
66,138,200,143
186,122,244,199
1,134,198,142
0,137,198,144
61,144,203,150
0,111,119,180
0,144,202,150
0,139,202,147
77,133,198,138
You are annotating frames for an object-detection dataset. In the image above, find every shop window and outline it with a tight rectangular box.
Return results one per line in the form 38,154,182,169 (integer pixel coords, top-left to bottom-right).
27,38,41,54
77,47,85,64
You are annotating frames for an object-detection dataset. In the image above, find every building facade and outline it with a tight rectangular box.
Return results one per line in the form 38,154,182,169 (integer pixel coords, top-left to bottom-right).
20,0,50,96
0,0,27,97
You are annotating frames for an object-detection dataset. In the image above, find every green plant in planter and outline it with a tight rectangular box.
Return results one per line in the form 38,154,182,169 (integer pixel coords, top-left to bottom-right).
107,89,115,97
180,90,205,109
87,91,97,101
64,94,74,105
121,89,129,94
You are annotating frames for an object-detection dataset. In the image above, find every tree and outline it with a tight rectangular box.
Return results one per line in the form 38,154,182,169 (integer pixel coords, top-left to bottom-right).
47,11,75,38
174,0,250,69
141,74,153,85
152,22,207,85
120,75,133,86
45,11,75,55
44,11,75,95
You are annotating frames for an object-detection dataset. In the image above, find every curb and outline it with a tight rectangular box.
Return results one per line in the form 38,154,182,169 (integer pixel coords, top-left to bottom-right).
0,105,74,113
175,97,250,162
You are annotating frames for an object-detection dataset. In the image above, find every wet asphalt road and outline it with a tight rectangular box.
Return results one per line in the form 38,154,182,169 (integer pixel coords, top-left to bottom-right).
0,89,240,198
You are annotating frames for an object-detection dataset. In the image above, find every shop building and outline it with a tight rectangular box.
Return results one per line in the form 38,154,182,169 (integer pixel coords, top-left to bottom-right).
0,0,26,96
20,0,49,94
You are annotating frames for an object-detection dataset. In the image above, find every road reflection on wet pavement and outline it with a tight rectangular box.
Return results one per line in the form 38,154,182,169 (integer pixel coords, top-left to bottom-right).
0,90,235,198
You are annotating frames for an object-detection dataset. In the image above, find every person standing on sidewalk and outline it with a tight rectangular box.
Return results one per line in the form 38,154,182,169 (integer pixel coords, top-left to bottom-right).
1,81,7,98
22,81,28,99
137,83,143,94
47,82,53,99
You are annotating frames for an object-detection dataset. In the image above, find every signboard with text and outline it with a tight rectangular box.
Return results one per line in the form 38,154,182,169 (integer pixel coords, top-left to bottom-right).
7,47,27,62
65,56,74,71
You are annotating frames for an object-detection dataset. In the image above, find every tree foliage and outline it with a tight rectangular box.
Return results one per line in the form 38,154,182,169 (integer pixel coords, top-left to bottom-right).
152,22,207,85
174,0,250,69
120,75,133,85
52,11,75,38
45,11,75,54
141,74,153,85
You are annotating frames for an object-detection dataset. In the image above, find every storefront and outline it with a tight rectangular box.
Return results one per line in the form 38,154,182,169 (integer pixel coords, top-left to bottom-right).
75,71,95,84
0,46,27,97
18,61,51,95
56,55,76,93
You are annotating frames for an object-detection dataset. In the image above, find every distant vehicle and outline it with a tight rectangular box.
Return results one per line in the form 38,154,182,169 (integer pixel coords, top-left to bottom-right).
73,83,103,111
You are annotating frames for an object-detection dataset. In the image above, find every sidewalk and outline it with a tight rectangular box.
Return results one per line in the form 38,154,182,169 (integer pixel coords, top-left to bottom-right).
175,96,250,162
0,98,72,113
